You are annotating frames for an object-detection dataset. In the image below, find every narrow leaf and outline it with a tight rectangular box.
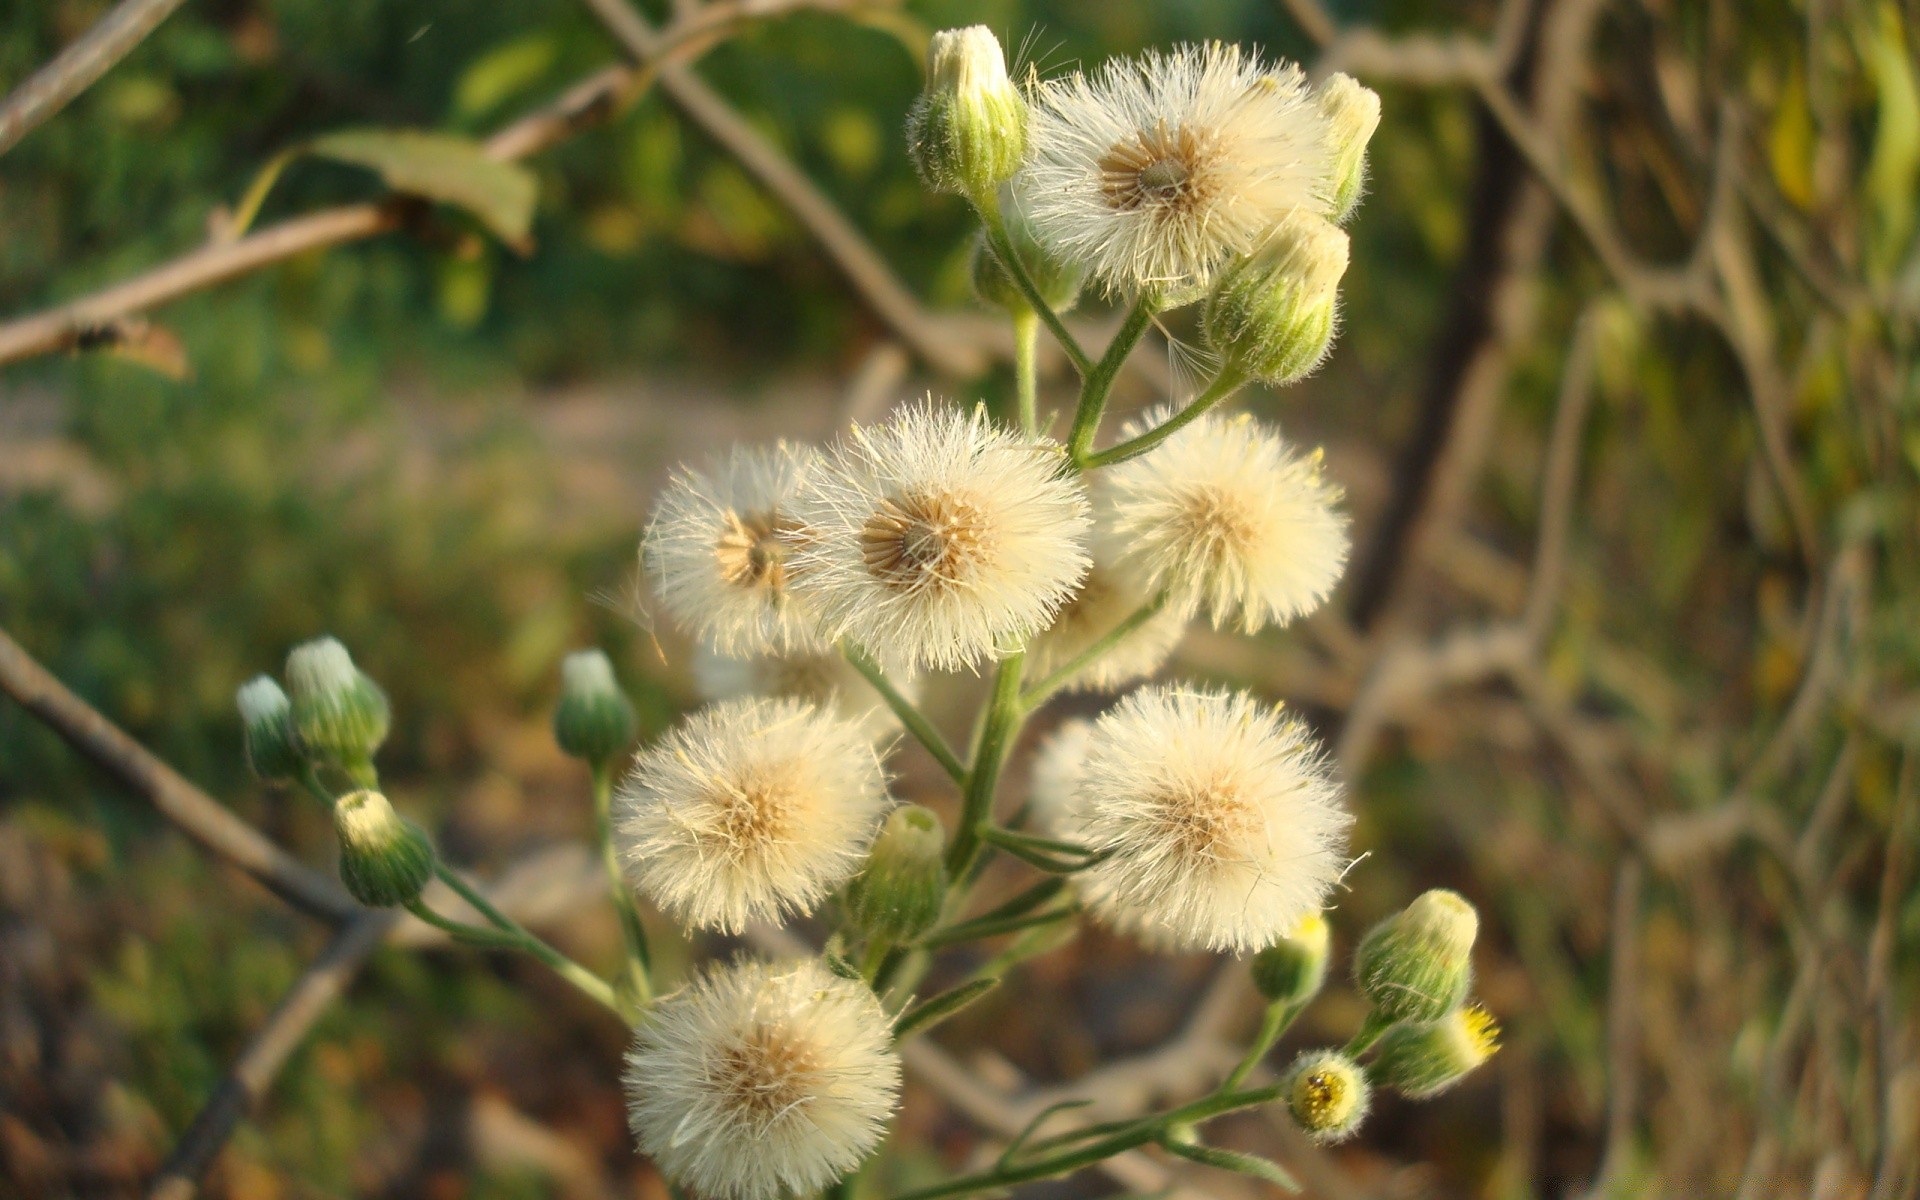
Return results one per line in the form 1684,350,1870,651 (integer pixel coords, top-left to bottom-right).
1159,1137,1301,1192
310,128,538,250
997,1099,1092,1169
893,976,999,1042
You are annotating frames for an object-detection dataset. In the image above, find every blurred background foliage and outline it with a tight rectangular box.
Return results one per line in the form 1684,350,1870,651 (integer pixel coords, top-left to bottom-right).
3,0,1918,1197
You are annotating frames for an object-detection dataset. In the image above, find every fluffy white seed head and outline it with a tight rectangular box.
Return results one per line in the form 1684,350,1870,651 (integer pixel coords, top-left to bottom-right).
1096,409,1348,633
1066,685,1350,953
617,696,889,933
1026,716,1095,836
692,643,917,742
790,400,1090,673
644,442,825,657
625,958,901,1200
1016,43,1331,297
1026,560,1188,693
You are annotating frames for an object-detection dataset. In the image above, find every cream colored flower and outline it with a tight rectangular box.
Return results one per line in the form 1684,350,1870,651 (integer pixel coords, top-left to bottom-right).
1017,43,1330,296
617,696,888,933
1096,409,1347,633
1067,685,1349,953
625,958,901,1200
644,442,823,656
692,643,916,742
791,400,1090,673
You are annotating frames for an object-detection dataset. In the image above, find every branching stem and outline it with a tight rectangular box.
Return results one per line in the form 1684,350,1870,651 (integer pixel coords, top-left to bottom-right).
1066,295,1158,464
1080,364,1248,468
844,644,966,783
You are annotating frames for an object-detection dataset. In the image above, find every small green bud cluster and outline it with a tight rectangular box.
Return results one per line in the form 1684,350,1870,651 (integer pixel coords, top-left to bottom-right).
1353,888,1478,1022
553,648,638,767
906,26,1027,201
844,805,949,943
1281,1048,1371,1143
1316,73,1381,225
236,676,302,781
284,636,390,779
333,788,436,907
1250,913,1330,1006
1370,1003,1501,1098
1201,210,1350,385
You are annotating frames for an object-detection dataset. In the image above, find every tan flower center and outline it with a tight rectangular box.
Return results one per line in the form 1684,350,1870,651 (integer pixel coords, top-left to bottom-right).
1174,485,1259,565
715,510,797,591
859,490,989,592
1100,121,1215,213
713,1024,821,1121
1148,779,1256,864
705,772,798,863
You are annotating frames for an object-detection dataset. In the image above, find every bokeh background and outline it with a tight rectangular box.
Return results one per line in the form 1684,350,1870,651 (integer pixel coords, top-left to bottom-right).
3,0,1916,1197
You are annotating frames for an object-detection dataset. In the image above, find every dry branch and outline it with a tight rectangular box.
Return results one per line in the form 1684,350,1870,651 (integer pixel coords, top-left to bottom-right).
0,0,190,156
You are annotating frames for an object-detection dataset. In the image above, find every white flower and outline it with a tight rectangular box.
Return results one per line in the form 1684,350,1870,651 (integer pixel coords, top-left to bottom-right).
791,400,1090,673
1066,685,1349,953
644,442,824,657
1026,560,1187,693
625,957,901,1200
1095,409,1347,633
1016,43,1330,296
617,696,889,933
692,643,917,742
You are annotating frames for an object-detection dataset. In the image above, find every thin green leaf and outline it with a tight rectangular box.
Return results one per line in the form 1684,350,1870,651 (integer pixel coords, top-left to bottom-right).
310,128,538,250
1158,1137,1301,1191
893,977,999,1042
921,904,1077,950
997,1099,1092,1169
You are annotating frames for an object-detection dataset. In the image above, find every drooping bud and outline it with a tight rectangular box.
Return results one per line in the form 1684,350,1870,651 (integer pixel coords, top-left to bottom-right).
1281,1049,1371,1144
332,789,435,907
1200,211,1349,385
236,676,301,780
1352,888,1479,1023
1251,913,1330,1006
1370,1003,1501,1099
906,26,1026,200
284,637,390,774
553,649,638,766
1315,74,1381,224
972,208,1084,316
844,805,949,943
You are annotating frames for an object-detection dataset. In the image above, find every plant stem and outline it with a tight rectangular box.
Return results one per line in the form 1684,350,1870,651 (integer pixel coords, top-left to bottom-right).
843,644,966,783
1345,1010,1394,1057
1066,294,1158,464
433,862,622,1015
1079,364,1249,468
945,651,1026,878
1013,308,1040,436
1019,591,1170,710
593,762,653,1006
1223,999,1307,1091
975,198,1090,376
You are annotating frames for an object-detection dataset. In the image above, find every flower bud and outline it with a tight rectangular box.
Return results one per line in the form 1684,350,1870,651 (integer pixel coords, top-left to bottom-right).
236,676,301,780
285,637,390,772
1315,74,1381,224
1281,1049,1371,1144
332,789,435,908
971,211,1083,316
844,805,949,942
1371,1004,1500,1099
1352,888,1478,1023
553,649,638,766
906,26,1026,199
1200,211,1349,385
1251,913,1330,1005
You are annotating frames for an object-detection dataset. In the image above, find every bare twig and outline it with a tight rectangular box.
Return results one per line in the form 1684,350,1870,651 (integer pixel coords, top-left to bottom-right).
1590,856,1644,1196
0,627,356,923
0,0,191,156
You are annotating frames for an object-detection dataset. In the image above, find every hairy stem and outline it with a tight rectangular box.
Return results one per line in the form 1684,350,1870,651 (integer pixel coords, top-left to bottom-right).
1013,308,1040,436
975,198,1090,376
433,863,622,1015
946,651,1027,878
1223,998,1307,1091
1066,295,1159,464
593,763,653,1006
1019,591,1170,710
844,644,966,783
1080,364,1248,468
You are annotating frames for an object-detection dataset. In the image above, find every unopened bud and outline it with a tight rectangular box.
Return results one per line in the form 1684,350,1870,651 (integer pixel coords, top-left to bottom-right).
333,789,435,907
236,676,301,780
1201,211,1349,385
1282,1049,1371,1144
1316,74,1381,223
844,805,949,942
285,637,390,772
1251,913,1330,1005
1371,1003,1500,1098
907,26,1026,199
1353,889,1478,1023
972,210,1083,316
554,649,638,766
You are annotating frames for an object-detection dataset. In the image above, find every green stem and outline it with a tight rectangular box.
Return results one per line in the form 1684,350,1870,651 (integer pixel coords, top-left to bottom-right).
1223,999,1307,1091
859,935,893,984
297,765,335,810
975,199,1090,377
1345,1010,1395,1057
1019,591,1170,710
434,862,622,1016
1065,294,1158,464
1013,308,1040,436
945,651,1026,879
844,644,966,784
1080,364,1249,469
404,899,526,950
593,763,653,1006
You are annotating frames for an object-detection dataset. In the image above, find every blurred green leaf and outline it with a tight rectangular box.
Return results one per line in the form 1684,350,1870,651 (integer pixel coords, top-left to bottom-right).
310,128,539,251
453,34,560,120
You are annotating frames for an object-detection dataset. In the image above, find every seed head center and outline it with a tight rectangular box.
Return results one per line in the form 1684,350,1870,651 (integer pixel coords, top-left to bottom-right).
715,1025,820,1120
715,510,795,591
860,491,989,592
1100,122,1212,213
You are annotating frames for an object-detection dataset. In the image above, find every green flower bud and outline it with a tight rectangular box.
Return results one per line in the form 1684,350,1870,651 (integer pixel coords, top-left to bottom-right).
1315,73,1381,224
1371,1003,1501,1099
1250,913,1330,1005
1281,1049,1371,1144
844,805,949,942
1353,888,1478,1023
1200,211,1349,385
906,26,1027,200
285,637,390,771
971,212,1083,316
553,649,638,766
332,789,435,908
236,675,301,780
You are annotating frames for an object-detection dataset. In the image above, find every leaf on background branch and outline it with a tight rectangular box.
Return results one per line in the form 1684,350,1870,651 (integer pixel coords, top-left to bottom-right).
309,130,538,253
75,318,190,379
